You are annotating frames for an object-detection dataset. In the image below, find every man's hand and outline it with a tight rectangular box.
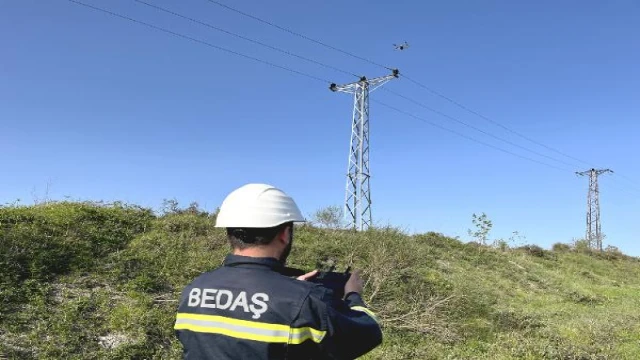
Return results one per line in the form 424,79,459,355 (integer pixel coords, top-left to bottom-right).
296,269,318,281
344,269,364,295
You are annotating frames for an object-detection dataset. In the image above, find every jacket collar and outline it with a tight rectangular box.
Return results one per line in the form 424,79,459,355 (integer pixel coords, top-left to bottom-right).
222,253,284,271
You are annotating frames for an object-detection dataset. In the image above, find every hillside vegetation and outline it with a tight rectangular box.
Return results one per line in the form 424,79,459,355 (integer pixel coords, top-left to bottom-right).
1,201,640,359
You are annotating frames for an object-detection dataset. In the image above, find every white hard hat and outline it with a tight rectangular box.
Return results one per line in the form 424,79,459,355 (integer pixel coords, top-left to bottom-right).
215,183,306,228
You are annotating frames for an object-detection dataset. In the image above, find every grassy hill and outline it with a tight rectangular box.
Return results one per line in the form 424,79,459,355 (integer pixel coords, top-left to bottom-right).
1,201,639,359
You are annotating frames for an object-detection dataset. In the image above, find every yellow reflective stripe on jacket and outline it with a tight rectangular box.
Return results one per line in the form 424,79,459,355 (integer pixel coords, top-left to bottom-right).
289,326,326,344
350,306,380,324
174,313,326,344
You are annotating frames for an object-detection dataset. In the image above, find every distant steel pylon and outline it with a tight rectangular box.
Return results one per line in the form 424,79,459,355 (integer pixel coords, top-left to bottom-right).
330,70,399,231
576,168,613,250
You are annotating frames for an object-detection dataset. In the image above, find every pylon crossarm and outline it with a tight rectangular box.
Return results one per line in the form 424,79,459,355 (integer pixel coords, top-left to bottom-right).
368,74,398,92
332,84,359,94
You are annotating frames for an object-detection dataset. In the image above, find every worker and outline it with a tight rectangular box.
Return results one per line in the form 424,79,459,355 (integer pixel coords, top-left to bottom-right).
174,183,383,359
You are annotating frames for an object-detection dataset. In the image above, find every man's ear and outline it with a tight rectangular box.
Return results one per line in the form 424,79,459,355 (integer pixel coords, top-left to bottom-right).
278,225,291,244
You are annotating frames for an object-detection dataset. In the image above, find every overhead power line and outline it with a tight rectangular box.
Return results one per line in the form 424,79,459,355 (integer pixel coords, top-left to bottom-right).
204,0,640,194
66,0,331,84
381,88,576,169
371,99,571,173
203,0,393,71
66,0,639,192
127,0,628,220
132,0,359,78
143,0,612,176
613,173,640,190
202,0,596,168
607,179,640,196
400,74,593,167
399,77,640,196
64,0,577,174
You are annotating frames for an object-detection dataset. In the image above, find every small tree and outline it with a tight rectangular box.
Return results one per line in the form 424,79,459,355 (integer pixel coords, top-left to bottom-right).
160,198,180,215
572,238,591,253
467,212,492,245
312,205,345,229
160,199,209,216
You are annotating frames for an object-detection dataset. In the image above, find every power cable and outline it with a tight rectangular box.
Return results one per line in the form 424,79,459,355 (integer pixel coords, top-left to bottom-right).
202,0,600,168
204,0,640,193
596,175,640,197
371,99,572,173
66,0,332,84
613,173,640,190
67,0,638,187
403,74,640,195
202,0,393,71
400,74,594,167
132,0,359,78
382,87,576,169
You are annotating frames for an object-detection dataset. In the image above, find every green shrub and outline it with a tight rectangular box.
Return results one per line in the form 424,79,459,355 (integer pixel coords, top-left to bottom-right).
0,201,153,322
572,239,592,253
552,242,571,252
517,244,547,258
0,201,153,282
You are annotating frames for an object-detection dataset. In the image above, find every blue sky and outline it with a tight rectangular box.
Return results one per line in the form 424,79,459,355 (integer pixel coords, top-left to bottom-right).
2,0,639,255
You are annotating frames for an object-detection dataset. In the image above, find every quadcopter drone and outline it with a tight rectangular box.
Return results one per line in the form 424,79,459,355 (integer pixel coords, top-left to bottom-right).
393,41,409,51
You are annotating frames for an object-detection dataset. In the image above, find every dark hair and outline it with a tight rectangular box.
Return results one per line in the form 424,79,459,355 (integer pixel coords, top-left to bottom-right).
227,222,292,249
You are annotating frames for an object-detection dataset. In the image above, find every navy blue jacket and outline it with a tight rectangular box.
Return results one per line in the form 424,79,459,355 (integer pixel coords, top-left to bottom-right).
174,254,383,359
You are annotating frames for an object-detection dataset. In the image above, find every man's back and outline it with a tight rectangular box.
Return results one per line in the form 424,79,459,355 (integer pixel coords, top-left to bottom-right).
174,254,382,359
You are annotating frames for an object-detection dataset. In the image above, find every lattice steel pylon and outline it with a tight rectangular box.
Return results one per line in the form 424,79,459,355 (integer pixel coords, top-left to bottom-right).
576,168,613,251
329,69,399,231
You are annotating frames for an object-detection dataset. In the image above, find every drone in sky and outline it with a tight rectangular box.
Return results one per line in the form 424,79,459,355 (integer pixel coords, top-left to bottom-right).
393,41,409,51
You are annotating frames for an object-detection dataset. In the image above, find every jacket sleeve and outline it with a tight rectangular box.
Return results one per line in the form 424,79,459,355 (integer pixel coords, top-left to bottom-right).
292,286,383,359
